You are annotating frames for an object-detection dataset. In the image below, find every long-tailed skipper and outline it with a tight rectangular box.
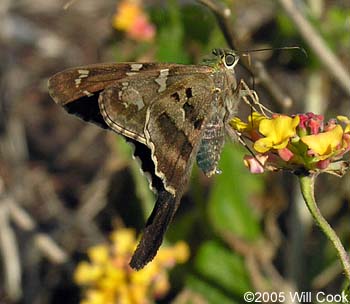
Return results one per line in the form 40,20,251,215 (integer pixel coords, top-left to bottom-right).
48,48,245,270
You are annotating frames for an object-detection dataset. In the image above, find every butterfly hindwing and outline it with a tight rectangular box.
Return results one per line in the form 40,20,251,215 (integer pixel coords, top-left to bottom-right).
144,74,216,194
129,74,216,269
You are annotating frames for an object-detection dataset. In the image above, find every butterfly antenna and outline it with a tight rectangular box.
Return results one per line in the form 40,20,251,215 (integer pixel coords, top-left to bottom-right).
238,46,307,58
237,45,307,90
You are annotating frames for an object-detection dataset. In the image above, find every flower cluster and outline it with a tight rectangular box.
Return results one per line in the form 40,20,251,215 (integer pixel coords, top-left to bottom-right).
230,112,350,175
113,0,156,41
74,228,189,304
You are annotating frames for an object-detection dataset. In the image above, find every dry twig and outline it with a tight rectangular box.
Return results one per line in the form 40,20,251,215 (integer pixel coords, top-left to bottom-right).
278,0,350,96
197,0,294,110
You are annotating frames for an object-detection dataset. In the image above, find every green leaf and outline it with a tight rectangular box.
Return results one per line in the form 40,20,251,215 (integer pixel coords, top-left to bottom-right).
186,274,241,304
181,4,217,46
208,143,262,240
154,0,190,63
194,241,251,296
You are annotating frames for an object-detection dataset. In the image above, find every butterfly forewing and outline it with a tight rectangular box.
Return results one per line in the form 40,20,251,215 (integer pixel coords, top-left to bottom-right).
48,63,214,130
98,70,215,144
48,63,213,105
48,63,160,105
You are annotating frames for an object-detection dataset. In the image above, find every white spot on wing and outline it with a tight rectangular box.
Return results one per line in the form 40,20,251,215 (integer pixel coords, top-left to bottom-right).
78,69,90,77
75,70,90,87
119,81,145,110
155,69,169,93
130,63,143,71
83,90,94,97
180,108,186,122
75,78,81,87
131,96,144,110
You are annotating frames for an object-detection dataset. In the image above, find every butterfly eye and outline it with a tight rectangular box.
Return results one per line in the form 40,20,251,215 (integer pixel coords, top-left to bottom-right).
224,54,237,67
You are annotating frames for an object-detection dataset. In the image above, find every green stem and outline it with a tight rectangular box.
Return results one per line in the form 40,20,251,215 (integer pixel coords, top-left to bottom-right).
299,174,350,282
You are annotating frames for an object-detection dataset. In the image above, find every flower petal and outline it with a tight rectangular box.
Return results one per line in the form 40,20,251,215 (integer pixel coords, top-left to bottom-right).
230,117,248,132
257,115,299,152
243,155,268,173
301,125,343,159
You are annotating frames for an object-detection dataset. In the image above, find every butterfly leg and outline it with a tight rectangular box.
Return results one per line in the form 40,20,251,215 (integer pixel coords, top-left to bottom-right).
235,79,273,116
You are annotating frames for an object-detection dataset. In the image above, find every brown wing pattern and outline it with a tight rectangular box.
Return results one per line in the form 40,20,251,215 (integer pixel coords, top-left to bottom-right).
145,74,216,195
130,74,216,269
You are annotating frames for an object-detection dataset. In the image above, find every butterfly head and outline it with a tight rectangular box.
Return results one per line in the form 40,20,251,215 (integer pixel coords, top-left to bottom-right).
212,48,240,70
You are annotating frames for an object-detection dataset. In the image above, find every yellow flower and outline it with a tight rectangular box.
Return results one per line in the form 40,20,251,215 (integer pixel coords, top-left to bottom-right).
301,125,343,160
113,1,142,31
230,117,248,132
172,241,190,263
254,115,300,153
74,262,103,285
75,228,189,304
129,283,148,304
115,282,132,304
99,264,125,291
153,272,170,298
337,115,350,133
230,112,265,132
113,0,155,41
131,261,157,286
110,228,136,256
82,289,109,304
88,245,109,265
250,112,266,127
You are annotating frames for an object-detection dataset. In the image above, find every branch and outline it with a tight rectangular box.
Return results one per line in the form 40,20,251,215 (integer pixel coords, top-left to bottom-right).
278,0,350,97
197,0,294,110
299,175,350,282
197,0,237,49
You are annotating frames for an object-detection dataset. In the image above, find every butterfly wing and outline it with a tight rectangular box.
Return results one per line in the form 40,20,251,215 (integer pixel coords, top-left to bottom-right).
48,63,162,105
48,63,217,270
144,74,215,194
48,63,213,130
129,74,217,269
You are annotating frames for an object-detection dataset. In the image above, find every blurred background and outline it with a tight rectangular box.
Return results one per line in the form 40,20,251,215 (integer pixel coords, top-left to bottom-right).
0,0,349,303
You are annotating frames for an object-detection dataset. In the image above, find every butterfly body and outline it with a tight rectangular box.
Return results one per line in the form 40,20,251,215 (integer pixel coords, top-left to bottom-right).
48,49,241,269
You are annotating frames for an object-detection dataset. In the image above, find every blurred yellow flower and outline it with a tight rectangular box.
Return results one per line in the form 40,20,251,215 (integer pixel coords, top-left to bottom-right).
87,245,109,265
74,228,189,304
74,262,103,285
174,241,190,262
81,289,111,304
153,272,170,297
113,0,155,41
110,228,136,255
113,1,142,31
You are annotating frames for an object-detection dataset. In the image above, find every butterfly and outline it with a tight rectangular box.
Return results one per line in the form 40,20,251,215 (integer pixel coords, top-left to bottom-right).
48,48,248,269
